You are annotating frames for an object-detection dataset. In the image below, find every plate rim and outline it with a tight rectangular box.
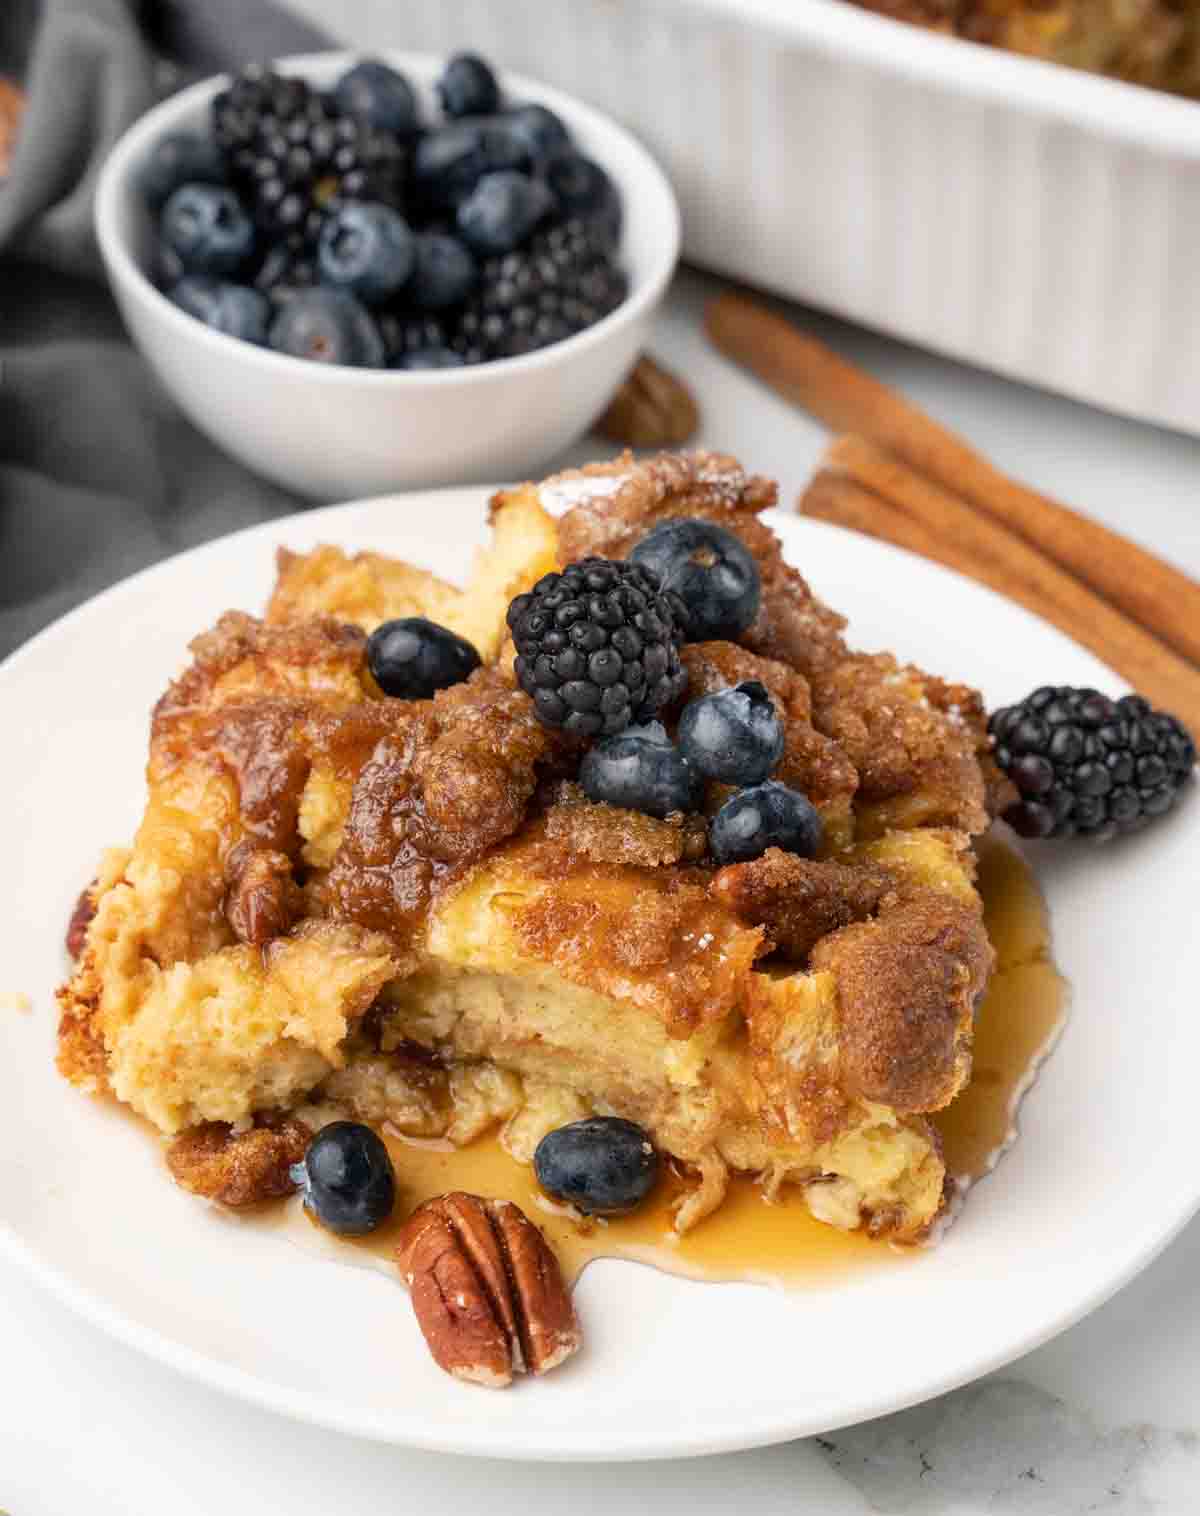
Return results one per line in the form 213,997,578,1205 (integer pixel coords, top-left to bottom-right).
5,483,1197,1460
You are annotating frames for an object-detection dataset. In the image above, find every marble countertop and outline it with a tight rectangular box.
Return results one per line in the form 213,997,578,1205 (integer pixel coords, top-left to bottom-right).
4,270,1199,1516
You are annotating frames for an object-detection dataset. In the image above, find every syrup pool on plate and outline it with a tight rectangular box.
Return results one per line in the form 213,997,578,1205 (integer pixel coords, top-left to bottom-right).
263,831,1067,1290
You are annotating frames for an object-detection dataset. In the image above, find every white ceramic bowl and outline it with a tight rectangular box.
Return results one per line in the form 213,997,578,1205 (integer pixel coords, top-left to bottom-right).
94,52,680,500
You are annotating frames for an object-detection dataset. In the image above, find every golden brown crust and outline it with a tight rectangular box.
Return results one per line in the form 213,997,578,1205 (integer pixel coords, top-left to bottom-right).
165,1117,311,1206
543,782,708,867
327,668,569,958
810,653,989,836
66,882,97,959
811,888,993,1113
711,848,894,962
55,1000,110,1091
497,827,766,1038
267,544,465,636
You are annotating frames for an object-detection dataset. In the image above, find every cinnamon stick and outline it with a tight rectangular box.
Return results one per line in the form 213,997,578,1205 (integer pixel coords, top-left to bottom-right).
706,291,1200,668
800,447,1200,737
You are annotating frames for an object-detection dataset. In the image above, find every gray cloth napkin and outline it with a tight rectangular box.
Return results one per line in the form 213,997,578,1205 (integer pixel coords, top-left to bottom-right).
0,0,333,658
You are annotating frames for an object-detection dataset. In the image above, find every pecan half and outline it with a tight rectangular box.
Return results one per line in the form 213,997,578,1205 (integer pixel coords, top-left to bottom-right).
595,355,701,449
166,1118,311,1206
224,842,302,946
66,882,97,959
396,1192,581,1388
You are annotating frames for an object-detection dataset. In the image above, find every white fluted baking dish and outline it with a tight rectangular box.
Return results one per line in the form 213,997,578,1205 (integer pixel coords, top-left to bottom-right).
283,0,1200,435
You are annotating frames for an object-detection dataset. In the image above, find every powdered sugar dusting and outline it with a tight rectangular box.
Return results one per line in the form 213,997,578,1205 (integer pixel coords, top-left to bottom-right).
694,458,749,504
539,474,629,516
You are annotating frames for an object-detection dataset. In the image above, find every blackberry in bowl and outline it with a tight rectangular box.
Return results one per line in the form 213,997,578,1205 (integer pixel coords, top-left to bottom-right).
94,50,679,498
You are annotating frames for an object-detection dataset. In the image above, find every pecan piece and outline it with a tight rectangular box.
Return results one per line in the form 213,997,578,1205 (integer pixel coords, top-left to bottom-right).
0,79,24,180
396,1192,581,1389
166,1118,311,1206
224,842,302,946
711,849,894,961
595,355,701,449
65,882,97,959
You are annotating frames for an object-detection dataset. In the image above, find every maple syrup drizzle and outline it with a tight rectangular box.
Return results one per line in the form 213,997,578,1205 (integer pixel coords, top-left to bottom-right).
261,832,1067,1290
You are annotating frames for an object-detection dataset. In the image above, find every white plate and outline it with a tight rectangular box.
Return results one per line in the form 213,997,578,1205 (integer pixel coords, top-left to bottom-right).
1,488,1195,1460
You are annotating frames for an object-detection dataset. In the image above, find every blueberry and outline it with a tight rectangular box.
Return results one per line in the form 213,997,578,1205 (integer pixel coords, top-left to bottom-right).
292,1122,395,1236
268,288,385,366
709,780,823,865
412,121,526,210
502,103,570,161
317,202,415,306
168,276,270,343
139,131,226,212
367,617,481,697
391,346,466,370
161,183,255,277
334,59,420,136
457,170,555,255
534,1117,658,1216
407,233,477,310
630,519,761,642
438,53,501,118
537,150,620,244
579,721,702,818
678,681,784,786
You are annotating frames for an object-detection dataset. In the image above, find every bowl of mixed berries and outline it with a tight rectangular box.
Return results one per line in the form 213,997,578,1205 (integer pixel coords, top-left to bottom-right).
95,51,680,499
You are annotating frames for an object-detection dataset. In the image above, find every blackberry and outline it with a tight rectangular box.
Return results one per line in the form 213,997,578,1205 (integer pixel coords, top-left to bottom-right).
449,217,628,362
507,558,686,737
376,310,450,364
253,236,318,305
990,687,1195,841
212,66,406,243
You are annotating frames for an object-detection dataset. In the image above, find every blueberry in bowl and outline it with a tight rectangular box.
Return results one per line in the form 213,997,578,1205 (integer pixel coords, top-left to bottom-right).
437,52,502,118
268,287,386,366
406,232,477,310
94,49,680,496
334,58,421,137
169,276,270,343
316,202,416,305
456,170,557,256
138,131,227,211
161,183,256,277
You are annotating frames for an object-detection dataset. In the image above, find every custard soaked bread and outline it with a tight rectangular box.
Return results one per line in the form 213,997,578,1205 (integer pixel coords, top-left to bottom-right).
60,451,1000,1241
